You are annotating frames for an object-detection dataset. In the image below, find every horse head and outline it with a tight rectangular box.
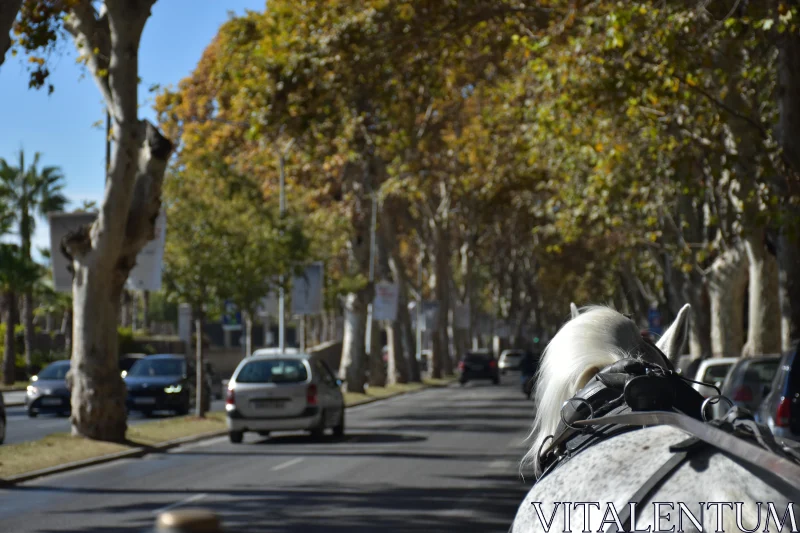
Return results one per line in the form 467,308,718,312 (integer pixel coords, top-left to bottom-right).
523,303,692,475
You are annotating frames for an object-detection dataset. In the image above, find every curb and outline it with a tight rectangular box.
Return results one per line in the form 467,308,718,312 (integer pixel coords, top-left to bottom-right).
1,379,458,485
0,429,228,486
5,402,24,408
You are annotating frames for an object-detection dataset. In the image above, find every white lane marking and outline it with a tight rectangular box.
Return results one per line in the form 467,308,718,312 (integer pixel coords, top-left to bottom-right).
489,460,511,469
153,493,207,515
271,457,303,471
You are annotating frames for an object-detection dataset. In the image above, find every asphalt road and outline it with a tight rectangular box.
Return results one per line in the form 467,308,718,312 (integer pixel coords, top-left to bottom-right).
0,376,536,533
3,400,227,445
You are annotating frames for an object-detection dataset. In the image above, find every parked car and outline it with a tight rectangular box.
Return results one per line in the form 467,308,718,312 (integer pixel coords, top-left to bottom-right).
124,354,209,416
26,359,71,418
498,349,525,374
756,344,800,441
416,350,431,372
691,357,738,397
225,352,344,444
716,355,781,418
119,353,147,376
458,351,499,385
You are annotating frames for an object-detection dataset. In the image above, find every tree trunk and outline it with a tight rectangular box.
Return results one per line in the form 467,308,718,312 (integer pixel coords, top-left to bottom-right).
195,314,206,418
22,290,34,374
339,288,371,393
3,291,18,385
368,318,385,387
142,290,150,333
777,229,800,351
61,308,72,357
398,283,420,383
707,243,748,357
742,231,782,357
45,312,54,333
244,311,253,358
776,31,800,352
685,270,712,359
433,224,453,376
0,0,22,68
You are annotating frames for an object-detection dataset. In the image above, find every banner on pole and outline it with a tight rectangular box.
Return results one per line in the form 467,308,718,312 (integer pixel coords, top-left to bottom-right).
222,300,242,331
372,281,399,322
126,209,167,291
454,303,470,330
291,262,324,316
49,210,167,292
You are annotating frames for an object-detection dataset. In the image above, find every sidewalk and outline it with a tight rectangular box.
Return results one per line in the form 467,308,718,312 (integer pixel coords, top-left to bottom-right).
2,391,25,407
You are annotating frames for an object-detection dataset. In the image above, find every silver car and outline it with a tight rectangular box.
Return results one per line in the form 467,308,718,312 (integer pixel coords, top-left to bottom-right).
225,352,345,443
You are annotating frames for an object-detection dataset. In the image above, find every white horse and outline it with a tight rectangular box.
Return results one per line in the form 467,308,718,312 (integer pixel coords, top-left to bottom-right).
512,304,800,533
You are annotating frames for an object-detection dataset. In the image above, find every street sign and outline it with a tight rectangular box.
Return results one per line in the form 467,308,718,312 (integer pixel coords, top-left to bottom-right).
495,320,511,339
48,212,97,292
291,262,324,316
372,281,399,322
257,291,279,318
126,209,167,291
648,306,663,336
422,301,439,331
178,303,192,346
222,301,242,331
48,210,167,293
454,303,470,330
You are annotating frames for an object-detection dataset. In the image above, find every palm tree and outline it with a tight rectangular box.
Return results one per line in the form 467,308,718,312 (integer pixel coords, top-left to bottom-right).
0,244,40,385
0,151,68,373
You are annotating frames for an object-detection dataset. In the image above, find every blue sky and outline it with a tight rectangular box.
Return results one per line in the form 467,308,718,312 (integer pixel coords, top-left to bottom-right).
0,1,266,260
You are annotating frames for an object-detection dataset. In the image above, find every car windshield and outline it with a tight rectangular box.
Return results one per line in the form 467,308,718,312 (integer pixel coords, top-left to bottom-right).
741,361,779,387
128,358,186,377
236,359,309,384
702,364,732,383
465,354,491,363
37,362,69,380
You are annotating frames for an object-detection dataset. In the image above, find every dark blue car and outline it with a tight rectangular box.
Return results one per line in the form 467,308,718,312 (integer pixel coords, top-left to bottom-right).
26,360,71,418
124,354,207,416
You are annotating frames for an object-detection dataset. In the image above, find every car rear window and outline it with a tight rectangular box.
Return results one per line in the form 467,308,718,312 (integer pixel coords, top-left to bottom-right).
236,359,309,384
465,354,491,363
742,361,779,386
702,364,732,383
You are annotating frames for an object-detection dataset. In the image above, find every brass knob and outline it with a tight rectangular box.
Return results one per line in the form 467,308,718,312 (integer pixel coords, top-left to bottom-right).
155,508,222,532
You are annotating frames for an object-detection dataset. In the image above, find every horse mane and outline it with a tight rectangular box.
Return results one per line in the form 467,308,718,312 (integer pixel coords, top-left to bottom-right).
521,305,659,476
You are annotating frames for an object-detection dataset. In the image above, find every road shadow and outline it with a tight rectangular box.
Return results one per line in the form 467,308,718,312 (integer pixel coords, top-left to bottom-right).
25,481,529,533
254,432,427,446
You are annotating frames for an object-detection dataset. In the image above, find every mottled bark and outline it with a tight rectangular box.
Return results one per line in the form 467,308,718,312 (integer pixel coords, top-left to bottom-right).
3,291,18,385
433,224,453,376
776,32,800,350
707,242,748,357
339,289,371,393
685,270,712,359
368,316,385,387
243,312,253,358
397,280,420,383
742,231,782,357
62,0,173,441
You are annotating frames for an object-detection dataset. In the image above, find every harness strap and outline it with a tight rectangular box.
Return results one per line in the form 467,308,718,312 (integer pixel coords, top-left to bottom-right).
606,437,702,533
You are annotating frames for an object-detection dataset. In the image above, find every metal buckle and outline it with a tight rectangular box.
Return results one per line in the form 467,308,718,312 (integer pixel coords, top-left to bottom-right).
560,397,595,430
701,395,735,422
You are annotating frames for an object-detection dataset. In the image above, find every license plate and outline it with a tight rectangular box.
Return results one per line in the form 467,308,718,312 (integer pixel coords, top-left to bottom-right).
134,397,156,405
41,398,62,406
253,399,285,409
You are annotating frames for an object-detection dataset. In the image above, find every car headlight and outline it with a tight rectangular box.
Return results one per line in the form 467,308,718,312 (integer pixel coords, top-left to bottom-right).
164,384,182,394
27,386,38,395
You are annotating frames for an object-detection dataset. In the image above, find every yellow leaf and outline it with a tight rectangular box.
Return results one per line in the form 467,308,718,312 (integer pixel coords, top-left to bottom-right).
594,143,604,152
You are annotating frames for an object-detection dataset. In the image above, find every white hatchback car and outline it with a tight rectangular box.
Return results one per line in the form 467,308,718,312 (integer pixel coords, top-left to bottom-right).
225,352,345,443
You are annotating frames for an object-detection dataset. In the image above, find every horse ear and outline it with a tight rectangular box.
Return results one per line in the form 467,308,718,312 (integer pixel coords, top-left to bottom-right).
570,302,579,320
656,304,691,363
